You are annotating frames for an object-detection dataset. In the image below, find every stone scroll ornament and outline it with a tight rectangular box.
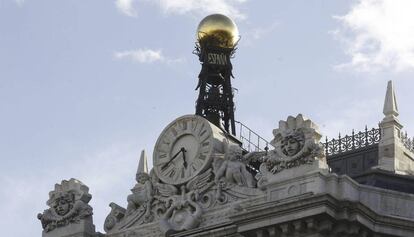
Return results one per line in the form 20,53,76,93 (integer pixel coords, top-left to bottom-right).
37,178,93,232
256,114,325,186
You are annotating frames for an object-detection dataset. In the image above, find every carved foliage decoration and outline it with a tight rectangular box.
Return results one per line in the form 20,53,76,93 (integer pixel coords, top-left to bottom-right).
37,178,93,232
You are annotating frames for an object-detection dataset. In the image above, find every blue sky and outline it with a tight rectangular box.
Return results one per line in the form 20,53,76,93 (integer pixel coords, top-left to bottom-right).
1,0,414,236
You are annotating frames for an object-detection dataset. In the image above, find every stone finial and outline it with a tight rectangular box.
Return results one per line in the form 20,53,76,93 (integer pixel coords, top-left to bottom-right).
383,80,399,118
137,150,148,175
378,81,414,174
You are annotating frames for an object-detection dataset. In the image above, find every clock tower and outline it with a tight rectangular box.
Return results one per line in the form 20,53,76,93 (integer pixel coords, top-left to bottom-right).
194,14,239,136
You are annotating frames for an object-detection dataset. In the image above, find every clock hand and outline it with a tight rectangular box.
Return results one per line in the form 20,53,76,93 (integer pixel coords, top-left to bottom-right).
181,147,187,168
161,148,184,170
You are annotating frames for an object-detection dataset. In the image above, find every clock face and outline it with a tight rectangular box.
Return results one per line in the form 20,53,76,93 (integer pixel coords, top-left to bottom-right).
153,115,218,185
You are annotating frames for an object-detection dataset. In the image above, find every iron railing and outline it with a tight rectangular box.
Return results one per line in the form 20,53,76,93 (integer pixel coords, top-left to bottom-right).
324,126,381,156
235,121,272,152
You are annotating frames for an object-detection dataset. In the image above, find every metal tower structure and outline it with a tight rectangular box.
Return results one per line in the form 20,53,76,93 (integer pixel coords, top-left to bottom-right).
193,14,239,136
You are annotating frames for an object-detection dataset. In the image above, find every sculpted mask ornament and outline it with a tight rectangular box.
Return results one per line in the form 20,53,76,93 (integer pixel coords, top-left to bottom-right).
258,114,325,178
54,193,74,216
281,134,304,157
38,179,93,232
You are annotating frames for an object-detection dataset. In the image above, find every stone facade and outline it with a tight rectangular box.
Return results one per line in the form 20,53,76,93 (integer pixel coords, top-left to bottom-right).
38,81,414,237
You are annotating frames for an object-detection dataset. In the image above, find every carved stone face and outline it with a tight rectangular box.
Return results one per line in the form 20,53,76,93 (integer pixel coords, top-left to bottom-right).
281,137,301,156
55,198,71,216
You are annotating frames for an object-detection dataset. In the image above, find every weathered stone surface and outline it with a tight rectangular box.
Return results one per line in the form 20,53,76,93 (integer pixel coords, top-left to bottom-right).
377,80,414,175
256,114,328,187
104,117,264,235
126,170,414,237
101,114,414,237
126,150,153,218
230,171,414,237
103,203,125,233
42,219,95,237
214,140,256,188
35,109,414,237
38,178,95,237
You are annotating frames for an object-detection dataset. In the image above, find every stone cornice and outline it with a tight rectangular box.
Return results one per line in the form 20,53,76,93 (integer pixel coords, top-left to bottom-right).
230,193,414,237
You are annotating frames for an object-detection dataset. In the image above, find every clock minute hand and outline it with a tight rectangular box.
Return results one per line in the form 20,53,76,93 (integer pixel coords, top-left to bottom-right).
161,148,184,170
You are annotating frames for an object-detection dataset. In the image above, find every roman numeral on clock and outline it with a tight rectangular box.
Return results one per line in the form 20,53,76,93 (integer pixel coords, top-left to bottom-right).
199,154,207,161
180,120,188,130
198,123,206,137
191,119,199,132
167,168,176,178
170,127,178,137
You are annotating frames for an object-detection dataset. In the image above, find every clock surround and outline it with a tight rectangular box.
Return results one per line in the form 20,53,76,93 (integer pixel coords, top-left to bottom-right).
153,115,226,185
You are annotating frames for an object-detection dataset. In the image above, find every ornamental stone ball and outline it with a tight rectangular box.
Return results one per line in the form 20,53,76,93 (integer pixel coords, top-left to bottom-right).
196,14,239,48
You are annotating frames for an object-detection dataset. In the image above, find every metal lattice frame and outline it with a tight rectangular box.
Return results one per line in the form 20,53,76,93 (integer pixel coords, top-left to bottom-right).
194,43,237,135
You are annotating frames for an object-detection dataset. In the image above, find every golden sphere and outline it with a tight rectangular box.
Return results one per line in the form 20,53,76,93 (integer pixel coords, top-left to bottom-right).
196,14,239,48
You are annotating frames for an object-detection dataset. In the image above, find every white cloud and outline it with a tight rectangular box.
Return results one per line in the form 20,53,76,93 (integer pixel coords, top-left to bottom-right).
114,49,165,63
116,0,247,19
334,0,414,72
15,0,25,7
154,0,247,20
251,21,279,40
115,0,138,17
240,20,280,47
114,48,185,65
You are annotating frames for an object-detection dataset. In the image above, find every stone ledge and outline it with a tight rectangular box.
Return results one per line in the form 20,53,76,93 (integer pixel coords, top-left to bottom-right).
230,192,414,237
261,171,414,219
42,218,95,237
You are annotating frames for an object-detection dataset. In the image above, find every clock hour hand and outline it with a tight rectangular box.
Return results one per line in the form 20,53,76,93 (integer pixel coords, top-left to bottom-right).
181,147,187,168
